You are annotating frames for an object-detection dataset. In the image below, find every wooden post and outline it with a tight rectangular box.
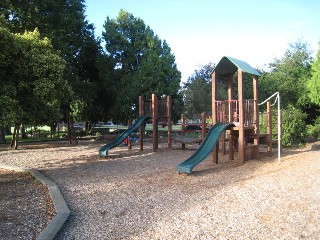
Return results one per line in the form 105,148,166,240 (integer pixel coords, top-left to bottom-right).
227,75,234,160
228,75,233,122
127,119,132,150
253,75,259,159
201,112,206,142
139,96,144,151
152,94,158,152
211,72,219,163
238,70,245,164
181,113,185,149
267,101,272,155
167,95,172,148
221,104,226,155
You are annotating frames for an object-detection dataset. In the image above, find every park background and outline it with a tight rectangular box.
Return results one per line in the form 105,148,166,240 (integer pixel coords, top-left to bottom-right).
1,0,320,148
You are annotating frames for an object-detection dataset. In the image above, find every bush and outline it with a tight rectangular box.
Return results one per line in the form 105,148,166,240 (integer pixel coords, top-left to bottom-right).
306,116,320,140
282,105,307,146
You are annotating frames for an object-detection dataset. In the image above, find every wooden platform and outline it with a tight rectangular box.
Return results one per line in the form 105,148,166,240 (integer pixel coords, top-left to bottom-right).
171,136,201,149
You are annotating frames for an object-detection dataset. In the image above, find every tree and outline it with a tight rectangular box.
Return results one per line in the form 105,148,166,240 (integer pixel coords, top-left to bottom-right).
0,0,107,125
0,27,69,148
103,9,181,122
259,41,313,108
182,63,228,118
307,47,320,105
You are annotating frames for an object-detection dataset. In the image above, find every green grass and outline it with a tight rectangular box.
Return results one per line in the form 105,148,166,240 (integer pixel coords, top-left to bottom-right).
2,124,183,144
3,133,66,144
96,124,182,132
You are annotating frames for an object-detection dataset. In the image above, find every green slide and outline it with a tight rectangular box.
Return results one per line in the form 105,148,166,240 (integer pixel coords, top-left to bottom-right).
99,115,151,157
176,122,234,174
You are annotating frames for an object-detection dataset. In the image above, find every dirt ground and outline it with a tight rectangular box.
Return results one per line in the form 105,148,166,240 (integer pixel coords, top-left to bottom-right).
0,168,55,240
0,139,319,239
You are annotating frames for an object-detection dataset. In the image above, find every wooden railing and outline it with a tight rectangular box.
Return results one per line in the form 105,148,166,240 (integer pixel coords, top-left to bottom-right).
215,99,256,126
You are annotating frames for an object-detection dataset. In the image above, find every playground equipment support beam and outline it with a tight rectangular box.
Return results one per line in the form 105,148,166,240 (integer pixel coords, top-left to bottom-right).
211,72,219,163
238,70,245,164
152,94,158,152
167,95,172,148
139,96,144,151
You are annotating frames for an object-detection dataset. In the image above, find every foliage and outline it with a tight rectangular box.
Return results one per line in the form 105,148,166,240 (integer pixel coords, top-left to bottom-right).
259,41,313,108
306,116,320,140
0,27,69,127
182,63,216,118
282,105,307,146
0,0,107,124
232,71,256,100
103,9,181,122
171,92,184,123
307,47,320,105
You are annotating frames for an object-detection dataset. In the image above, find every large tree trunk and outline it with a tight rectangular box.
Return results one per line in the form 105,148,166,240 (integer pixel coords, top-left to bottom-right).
66,111,78,145
14,124,20,149
10,124,20,149
51,121,57,138
85,121,91,134
10,126,17,148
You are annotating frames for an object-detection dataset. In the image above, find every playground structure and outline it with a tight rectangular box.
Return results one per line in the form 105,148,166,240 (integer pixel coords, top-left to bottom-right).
177,56,281,173
172,113,211,149
211,56,279,164
138,94,172,152
99,56,281,174
99,94,172,157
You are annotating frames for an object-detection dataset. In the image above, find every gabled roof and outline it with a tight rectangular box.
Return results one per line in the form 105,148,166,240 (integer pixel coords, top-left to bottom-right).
212,56,261,78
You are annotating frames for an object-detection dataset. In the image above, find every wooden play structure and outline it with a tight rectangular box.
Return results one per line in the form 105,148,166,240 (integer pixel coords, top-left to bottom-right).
99,93,172,157
138,94,172,152
211,56,278,164
172,113,209,149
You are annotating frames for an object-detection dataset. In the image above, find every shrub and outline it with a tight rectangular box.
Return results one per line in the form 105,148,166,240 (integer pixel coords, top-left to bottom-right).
306,116,320,140
282,105,307,146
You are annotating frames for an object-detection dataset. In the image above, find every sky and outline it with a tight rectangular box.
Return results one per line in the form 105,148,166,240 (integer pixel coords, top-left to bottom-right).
84,0,320,82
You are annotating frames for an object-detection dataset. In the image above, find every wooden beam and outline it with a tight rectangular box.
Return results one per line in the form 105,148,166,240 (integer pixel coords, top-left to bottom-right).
212,72,217,124
152,94,158,152
139,96,144,151
181,113,185,149
211,72,218,163
228,75,233,122
127,119,132,150
167,95,172,148
238,70,244,164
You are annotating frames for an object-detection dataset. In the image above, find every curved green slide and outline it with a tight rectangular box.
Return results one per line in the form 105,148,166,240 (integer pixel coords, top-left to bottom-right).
99,115,151,157
176,122,235,174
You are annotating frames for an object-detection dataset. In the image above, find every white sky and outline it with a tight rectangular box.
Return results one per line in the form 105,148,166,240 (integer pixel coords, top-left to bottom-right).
85,0,320,82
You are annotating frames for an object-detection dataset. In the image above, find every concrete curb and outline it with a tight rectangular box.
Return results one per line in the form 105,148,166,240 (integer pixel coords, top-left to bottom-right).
0,164,70,240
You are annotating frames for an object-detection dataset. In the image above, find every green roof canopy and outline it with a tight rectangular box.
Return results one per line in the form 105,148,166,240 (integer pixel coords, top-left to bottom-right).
212,56,261,78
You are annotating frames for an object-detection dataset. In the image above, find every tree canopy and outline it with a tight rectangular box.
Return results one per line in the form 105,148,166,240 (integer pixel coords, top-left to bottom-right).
103,9,181,122
0,27,69,127
259,41,313,108
0,0,107,125
307,47,320,105
182,63,215,118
